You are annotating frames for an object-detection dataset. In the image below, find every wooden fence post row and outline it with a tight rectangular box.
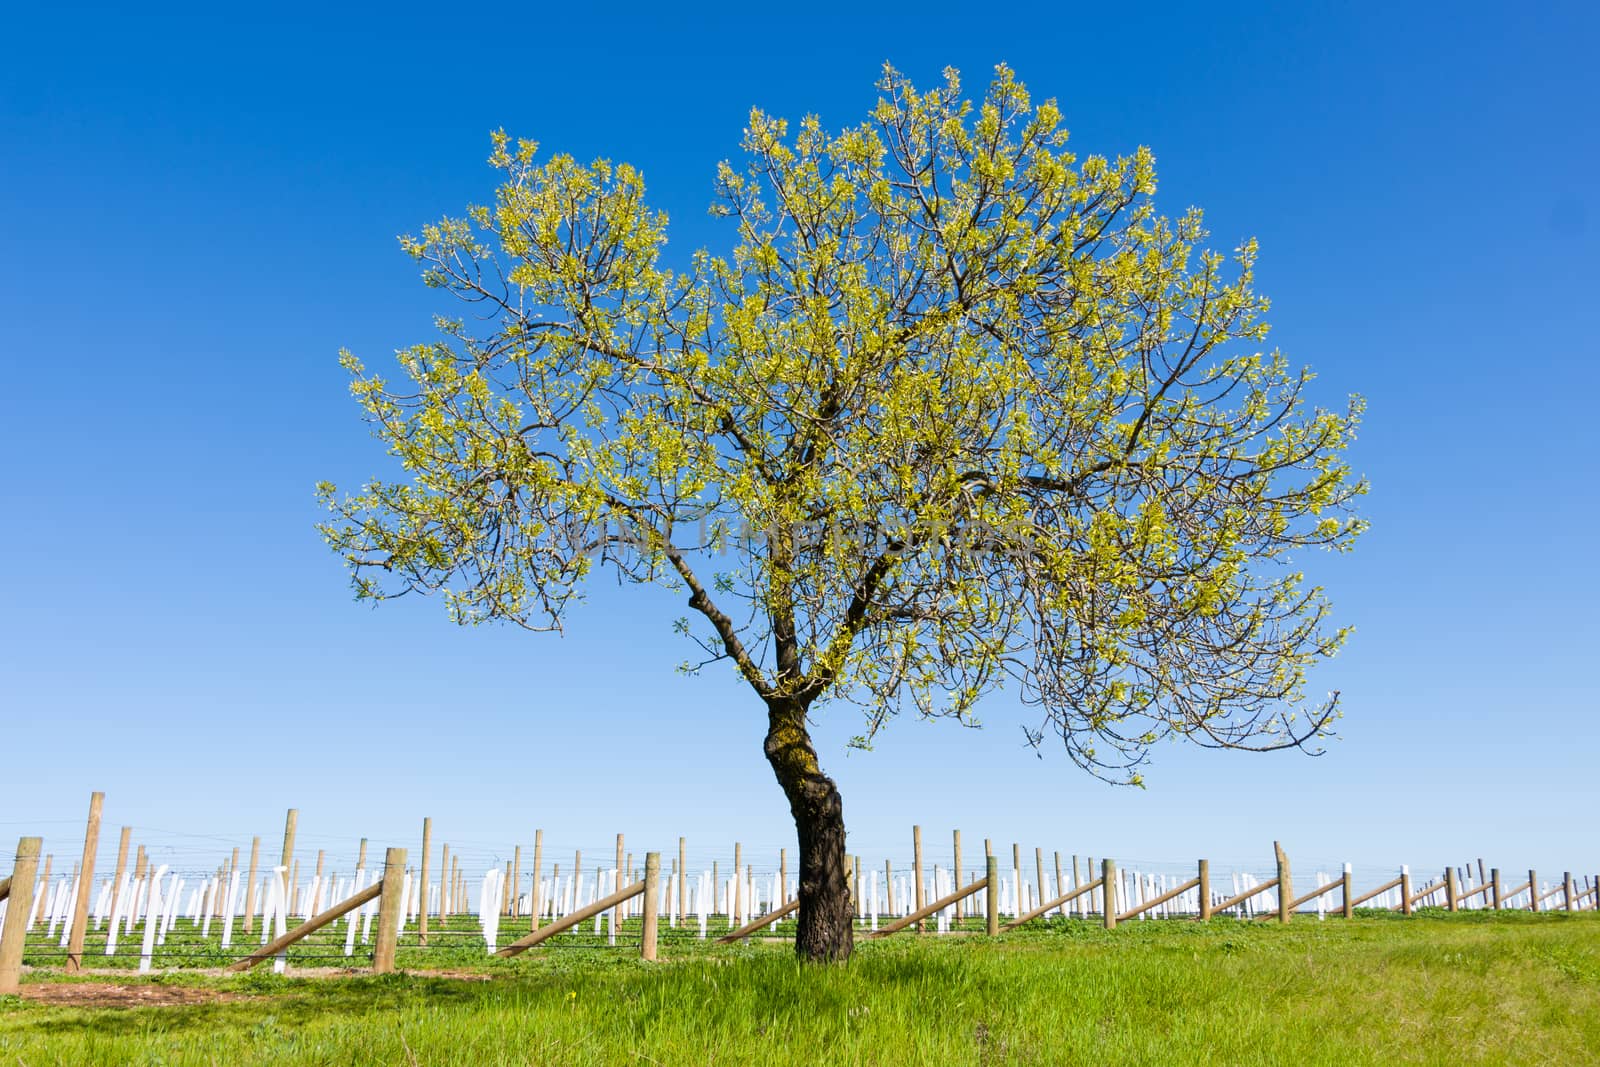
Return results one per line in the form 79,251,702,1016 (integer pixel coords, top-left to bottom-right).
8,801,1600,985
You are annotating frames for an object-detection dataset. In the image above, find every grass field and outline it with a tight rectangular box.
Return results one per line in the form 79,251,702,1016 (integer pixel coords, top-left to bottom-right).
3,911,1598,1065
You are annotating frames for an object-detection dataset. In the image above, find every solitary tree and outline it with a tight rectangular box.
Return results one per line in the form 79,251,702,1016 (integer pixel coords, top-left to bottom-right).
320,65,1366,962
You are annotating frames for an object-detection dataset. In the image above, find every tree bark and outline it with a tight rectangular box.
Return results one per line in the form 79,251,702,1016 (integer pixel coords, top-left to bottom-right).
765,699,853,962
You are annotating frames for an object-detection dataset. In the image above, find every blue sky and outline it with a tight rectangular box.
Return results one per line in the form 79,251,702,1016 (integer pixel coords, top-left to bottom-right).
2,3,1596,885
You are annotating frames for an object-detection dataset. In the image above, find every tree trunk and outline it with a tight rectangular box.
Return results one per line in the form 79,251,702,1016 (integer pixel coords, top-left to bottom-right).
765,699,853,962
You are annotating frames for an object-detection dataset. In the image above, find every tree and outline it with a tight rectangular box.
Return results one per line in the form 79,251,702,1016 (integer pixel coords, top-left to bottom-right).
319,64,1366,962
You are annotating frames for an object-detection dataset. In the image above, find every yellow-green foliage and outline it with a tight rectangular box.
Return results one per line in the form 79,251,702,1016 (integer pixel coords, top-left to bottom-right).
320,65,1366,780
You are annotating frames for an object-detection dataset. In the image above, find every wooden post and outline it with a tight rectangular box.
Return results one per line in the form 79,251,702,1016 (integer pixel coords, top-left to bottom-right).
242,835,261,934
912,826,925,933
1053,852,1064,918
885,859,895,917
952,831,963,922
372,847,406,974
231,879,385,972
510,847,521,918
109,826,132,936
1198,859,1212,920
1445,867,1458,912
65,796,103,972
852,856,862,918
1528,869,1539,912
314,850,327,913
418,819,432,943
279,808,298,901
1491,868,1502,910
1274,842,1291,923
778,847,787,908
872,876,993,939
1342,864,1354,919
0,838,43,995
497,877,646,958
1400,868,1413,916
1102,858,1118,929
531,830,543,931
571,850,582,915
732,842,742,924
441,844,454,922
224,847,239,919
1012,843,1022,918
677,837,687,921
1035,847,1047,922
1564,872,1575,911
357,838,368,872
615,834,626,932
985,856,1000,935
33,854,51,926
711,860,718,915
641,852,660,961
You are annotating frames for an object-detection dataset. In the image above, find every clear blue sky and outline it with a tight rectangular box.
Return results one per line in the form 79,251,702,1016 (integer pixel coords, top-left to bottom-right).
2,3,1596,885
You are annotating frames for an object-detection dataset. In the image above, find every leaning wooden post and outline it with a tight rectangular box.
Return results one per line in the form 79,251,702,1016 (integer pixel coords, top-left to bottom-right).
641,852,661,961
952,831,963,922
531,830,544,931
372,847,407,974
912,826,925,933
0,838,42,995
1528,869,1539,912
1102,858,1118,930
985,856,1000,936
1274,842,1292,923
243,835,262,934
1198,859,1212,920
1341,864,1354,919
71,798,106,965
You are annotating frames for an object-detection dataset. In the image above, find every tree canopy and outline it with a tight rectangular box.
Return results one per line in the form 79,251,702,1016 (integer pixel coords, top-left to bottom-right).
320,63,1366,959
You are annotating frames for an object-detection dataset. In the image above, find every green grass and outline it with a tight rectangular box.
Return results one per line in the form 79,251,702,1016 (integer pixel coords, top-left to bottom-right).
4,912,1598,1065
